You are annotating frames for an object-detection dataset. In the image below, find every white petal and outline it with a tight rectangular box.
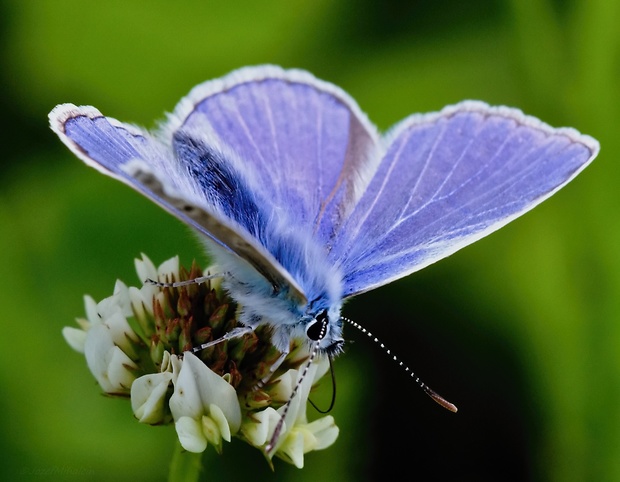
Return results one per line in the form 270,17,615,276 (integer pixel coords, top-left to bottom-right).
241,407,281,447
84,324,136,393
169,357,205,420
62,326,87,353
75,317,90,331
129,286,152,319
96,280,132,320
276,390,303,438
139,281,160,307
209,403,231,442
311,357,330,383
274,363,318,427
153,291,167,309
131,372,173,424
168,352,183,379
135,254,157,283
252,363,323,456
279,430,306,469
112,280,133,317
170,352,241,433
175,416,208,453
84,324,116,391
160,351,173,373
157,256,179,280
274,416,338,468
269,368,297,403
304,416,339,450
201,415,222,450
106,347,138,389
103,311,140,355
83,295,101,325
97,293,122,319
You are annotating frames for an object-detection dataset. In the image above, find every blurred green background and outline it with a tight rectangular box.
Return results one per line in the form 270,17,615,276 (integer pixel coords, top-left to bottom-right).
1,0,618,480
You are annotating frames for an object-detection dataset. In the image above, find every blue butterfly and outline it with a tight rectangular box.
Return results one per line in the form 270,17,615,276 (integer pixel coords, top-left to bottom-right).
49,64,598,419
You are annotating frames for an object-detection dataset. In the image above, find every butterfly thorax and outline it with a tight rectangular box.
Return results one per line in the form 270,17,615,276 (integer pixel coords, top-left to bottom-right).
174,131,346,355
206,230,345,356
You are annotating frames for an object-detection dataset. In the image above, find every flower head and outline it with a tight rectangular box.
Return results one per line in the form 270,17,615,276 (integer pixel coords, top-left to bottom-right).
64,254,339,467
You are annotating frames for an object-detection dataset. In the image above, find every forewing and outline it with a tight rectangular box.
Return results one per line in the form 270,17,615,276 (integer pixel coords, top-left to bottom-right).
330,101,599,297
164,65,380,245
49,103,306,302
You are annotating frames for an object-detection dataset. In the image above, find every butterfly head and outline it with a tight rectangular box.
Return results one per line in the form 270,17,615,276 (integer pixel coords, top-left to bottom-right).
303,304,344,356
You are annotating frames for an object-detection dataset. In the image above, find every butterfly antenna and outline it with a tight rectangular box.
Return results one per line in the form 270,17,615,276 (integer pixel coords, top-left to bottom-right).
265,321,327,455
341,317,457,413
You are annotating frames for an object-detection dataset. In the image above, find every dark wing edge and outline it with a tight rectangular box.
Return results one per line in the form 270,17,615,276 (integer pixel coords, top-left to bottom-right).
49,103,308,304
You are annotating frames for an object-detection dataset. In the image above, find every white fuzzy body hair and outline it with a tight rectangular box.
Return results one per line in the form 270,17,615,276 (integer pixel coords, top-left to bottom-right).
203,221,344,353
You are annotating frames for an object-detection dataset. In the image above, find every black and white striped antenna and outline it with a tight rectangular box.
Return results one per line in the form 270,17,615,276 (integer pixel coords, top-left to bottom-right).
342,316,457,413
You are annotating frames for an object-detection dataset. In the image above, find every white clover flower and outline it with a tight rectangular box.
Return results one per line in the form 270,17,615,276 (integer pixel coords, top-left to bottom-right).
65,281,141,394
84,323,138,394
169,352,241,453
63,254,339,469
131,351,180,424
241,358,339,468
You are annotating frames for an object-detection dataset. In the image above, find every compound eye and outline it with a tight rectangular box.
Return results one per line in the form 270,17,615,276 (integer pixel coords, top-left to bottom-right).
306,310,328,341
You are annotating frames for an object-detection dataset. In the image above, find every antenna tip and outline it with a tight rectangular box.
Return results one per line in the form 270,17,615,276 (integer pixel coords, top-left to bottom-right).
426,388,458,413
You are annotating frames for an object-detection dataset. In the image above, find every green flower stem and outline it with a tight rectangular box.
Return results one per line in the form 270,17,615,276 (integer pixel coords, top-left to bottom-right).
168,440,203,482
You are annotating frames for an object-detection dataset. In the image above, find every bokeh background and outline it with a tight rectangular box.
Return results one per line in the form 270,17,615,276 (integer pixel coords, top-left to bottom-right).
1,0,618,480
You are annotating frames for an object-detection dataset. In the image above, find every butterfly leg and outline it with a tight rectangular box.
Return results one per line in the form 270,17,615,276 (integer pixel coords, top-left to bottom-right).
254,348,289,390
190,325,254,354
144,272,225,288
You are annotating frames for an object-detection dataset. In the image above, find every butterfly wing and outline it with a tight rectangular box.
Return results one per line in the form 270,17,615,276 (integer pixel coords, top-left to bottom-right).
49,66,382,304
329,101,599,297
49,103,308,302
166,65,381,247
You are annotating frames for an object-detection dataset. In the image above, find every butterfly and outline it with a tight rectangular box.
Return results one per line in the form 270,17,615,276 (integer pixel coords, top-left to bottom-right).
49,65,598,441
